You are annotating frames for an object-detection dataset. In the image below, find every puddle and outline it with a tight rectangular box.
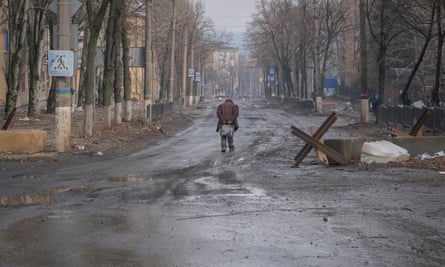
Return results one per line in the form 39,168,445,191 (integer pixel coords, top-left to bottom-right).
45,188,73,194
12,174,51,179
0,186,91,207
0,194,56,206
107,176,147,183
47,210,75,219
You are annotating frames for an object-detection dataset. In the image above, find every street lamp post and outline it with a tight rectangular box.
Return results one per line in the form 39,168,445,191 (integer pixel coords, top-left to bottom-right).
145,0,153,123
169,0,176,102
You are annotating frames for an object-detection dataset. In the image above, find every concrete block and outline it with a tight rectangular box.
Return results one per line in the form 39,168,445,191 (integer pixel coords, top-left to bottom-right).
0,130,47,153
391,136,445,156
325,138,367,161
325,136,445,161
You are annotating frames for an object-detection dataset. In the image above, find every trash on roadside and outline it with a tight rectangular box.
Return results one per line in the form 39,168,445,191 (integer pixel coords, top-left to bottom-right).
417,150,445,160
418,153,433,160
97,151,103,156
78,145,85,150
361,140,410,164
435,151,445,157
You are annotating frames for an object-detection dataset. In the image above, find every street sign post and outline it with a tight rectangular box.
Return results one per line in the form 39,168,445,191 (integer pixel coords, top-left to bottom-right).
49,0,83,152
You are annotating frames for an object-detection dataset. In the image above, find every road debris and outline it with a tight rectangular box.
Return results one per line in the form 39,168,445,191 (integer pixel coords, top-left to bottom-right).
361,140,410,164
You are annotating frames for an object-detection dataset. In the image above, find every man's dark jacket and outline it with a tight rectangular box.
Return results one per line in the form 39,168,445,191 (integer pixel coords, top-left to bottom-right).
216,99,239,131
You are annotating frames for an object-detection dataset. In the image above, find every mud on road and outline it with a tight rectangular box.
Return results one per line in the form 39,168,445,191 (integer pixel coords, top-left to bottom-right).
0,98,444,266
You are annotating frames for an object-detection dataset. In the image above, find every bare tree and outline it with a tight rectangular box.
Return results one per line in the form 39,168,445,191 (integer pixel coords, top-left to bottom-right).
81,0,109,136
121,3,132,121
102,0,118,128
246,0,347,102
27,0,50,117
318,0,348,96
365,0,404,114
246,18,270,92
247,0,293,97
4,0,29,119
113,0,124,124
398,0,436,105
256,0,295,97
189,1,223,98
432,0,445,106
294,0,310,99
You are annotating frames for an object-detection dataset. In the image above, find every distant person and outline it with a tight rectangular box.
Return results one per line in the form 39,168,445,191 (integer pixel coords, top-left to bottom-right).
370,93,378,114
216,99,239,152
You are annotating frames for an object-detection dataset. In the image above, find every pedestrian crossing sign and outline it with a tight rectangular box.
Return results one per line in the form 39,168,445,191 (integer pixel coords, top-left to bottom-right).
48,50,74,77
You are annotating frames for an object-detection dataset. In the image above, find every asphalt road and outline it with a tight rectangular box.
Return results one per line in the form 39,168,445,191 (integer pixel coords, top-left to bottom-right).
1,99,444,267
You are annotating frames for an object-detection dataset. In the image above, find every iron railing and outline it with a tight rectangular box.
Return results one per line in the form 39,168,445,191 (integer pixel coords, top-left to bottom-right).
379,105,445,133
148,102,174,120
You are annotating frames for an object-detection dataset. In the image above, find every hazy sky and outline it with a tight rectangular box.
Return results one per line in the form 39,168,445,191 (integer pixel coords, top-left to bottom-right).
200,0,257,33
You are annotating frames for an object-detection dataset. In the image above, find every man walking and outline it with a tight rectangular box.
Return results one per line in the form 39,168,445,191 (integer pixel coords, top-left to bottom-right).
216,99,239,152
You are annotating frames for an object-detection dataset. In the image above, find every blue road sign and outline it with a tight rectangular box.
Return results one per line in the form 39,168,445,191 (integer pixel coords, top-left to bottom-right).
48,50,74,77
269,68,275,83
188,68,195,78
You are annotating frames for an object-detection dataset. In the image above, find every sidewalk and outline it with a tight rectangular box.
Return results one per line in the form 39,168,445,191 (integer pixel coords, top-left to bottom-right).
0,104,186,158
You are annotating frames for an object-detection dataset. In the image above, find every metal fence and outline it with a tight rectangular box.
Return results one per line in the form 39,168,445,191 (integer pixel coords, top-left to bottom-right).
148,102,174,120
337,86,362,99
379,105,445,132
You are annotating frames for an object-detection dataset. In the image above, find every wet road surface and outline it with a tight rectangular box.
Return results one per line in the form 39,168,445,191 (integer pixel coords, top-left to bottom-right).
1,99,444,266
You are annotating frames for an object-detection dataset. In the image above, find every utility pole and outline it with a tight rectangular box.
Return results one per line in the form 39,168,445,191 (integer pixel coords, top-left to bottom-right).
189,41,194,105
313,0,322,113
145,0,153,122
169,0,176,102
55,0,71,152
359,0,369,123
182,26,188,106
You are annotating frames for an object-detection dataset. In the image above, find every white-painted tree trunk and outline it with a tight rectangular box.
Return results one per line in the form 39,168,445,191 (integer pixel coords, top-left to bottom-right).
115,102,122,124
105,105,112,128
84,104,94,137
124,100,132,122
316,96,323,113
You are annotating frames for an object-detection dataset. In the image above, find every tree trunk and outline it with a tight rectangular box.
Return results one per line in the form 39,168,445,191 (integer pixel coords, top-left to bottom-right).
46,12,57,113
300,44,308,99
122,2,132,121
28,48,39,116
103,0,117,128
400,36,432,106
5,0,29,119
401,4,435,106
82,0,110,136
432,33,444,106
83,33,99,136
376,46,386,119
27,0,49,117
113,0,124,124
433,2,444,106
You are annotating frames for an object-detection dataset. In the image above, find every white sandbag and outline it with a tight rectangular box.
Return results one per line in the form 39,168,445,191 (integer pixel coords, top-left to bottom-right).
361,140,410,164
